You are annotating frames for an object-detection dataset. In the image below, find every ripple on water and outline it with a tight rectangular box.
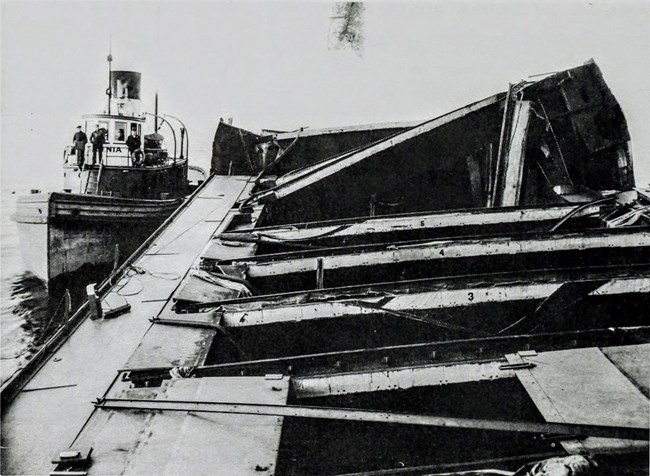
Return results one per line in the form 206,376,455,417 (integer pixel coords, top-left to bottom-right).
1,272,50,385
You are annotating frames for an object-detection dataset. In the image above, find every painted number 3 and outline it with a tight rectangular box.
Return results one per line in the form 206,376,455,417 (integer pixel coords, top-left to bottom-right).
468,292,474,301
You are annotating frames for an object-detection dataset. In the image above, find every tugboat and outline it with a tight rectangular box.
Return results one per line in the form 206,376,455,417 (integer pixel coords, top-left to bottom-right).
13,63,203,287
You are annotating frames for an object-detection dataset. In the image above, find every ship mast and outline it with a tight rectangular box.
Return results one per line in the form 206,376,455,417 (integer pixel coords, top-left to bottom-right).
106,36,113,114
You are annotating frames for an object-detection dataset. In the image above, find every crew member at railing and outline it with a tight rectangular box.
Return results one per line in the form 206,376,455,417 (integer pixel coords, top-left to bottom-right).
72,125,88,166
126,128,142,164
90,124,107,165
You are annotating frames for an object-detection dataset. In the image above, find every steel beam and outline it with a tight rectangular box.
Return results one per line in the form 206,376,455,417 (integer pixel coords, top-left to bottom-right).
218,275,648,327
223,230,649,279
96,397,649,440
253,94,504,203
292,361,514,398
217,204,590,245
497,101,532,207
122,326,650,383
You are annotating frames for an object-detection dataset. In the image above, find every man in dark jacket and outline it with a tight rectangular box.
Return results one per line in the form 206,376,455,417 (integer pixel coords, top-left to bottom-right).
72,125,88,166
126,129,141,162
90,124,107,164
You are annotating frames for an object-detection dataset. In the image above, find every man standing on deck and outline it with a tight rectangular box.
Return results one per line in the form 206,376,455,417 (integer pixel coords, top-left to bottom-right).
126,128,141,163
90,124,107,164
72,125,88,166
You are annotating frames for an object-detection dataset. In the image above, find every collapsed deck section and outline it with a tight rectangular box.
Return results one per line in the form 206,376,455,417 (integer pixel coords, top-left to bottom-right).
110,192,649,475
3,60,649,475
213,61,634,226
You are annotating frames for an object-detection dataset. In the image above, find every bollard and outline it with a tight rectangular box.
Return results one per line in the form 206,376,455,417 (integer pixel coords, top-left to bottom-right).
86,283,103,320
113,244,120,272
62,289,72,327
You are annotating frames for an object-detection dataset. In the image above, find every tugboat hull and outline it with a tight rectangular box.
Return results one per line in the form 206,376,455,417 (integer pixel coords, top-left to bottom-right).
13,192,183,283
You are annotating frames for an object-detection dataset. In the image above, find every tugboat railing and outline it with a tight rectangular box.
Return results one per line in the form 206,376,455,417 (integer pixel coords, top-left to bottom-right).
63,147,186,169
163,114,189,160
144,112,177,160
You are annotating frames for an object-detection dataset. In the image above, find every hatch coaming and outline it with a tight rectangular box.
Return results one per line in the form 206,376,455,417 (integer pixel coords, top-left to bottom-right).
203,227,650,295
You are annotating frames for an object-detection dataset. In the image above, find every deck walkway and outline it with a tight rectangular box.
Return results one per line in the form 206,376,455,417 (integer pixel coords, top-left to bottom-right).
1,175,254,475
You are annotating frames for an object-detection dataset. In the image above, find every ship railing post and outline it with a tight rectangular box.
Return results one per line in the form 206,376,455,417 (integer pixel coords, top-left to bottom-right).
87,284,103,320
163,114,189,160
113,244,120,272
369,193,377,217
316,258,325,289
63,289,72,327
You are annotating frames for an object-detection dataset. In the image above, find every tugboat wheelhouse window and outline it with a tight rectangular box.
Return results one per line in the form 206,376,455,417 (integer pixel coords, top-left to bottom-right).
86,120,109,135
115,121,127,142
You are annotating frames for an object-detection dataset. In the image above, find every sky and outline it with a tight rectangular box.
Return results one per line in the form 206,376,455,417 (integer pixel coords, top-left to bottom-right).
2,0,650,191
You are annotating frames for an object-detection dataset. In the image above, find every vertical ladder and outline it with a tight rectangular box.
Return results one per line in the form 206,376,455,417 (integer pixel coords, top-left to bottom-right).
84,163,104,194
